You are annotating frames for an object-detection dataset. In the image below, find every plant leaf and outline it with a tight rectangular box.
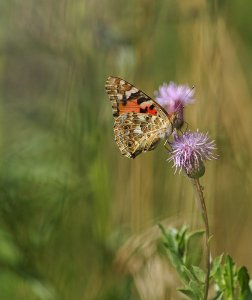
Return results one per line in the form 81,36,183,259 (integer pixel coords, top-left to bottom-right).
213,291,224,300
210,254,224,278
225,254,235,298
186,230,205,266
191,265,205,283
238,266,252,300
178,288,198,300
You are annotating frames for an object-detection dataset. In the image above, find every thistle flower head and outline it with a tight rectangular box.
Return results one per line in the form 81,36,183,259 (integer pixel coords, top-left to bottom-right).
155,82,195,129
155,82,195,113
168,130,217,178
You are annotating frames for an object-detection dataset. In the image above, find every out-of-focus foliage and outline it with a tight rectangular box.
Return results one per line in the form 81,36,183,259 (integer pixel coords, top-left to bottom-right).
211,255,252,300
159,225,252,300
1,0,252,299
159,225,205,299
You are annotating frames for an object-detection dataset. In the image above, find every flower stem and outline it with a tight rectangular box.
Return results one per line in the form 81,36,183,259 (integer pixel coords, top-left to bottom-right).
191,178,210,300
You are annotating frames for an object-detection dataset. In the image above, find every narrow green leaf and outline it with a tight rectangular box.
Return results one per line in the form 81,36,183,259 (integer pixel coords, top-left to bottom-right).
238,267,250,292
158,223,169,239
211,254,224,278
179,225,189,238
187,230,205,240
182,265,198,283
188,280,204,299
225,254,235,298
238,267,252,300
178,288,198,300
191,265,206,283
213,291,224,300
167,250,184,272
178,227,187,259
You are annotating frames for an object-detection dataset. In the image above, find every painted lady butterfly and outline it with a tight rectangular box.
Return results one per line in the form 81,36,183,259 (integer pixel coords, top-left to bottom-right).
105,76,175,159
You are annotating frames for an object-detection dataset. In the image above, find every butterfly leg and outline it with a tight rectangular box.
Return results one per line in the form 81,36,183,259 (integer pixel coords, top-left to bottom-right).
179,121,190,133
163,139,172,152
177,121,190,135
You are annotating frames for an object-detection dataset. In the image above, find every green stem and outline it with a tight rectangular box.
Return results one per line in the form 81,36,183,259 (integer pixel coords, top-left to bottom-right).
191,178,210,300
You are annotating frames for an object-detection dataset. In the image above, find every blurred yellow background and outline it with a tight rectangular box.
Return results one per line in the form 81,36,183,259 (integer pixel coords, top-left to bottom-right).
1,0,252,299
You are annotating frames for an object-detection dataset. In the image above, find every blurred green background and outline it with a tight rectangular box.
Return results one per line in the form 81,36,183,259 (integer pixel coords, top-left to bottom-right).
1,0,252,299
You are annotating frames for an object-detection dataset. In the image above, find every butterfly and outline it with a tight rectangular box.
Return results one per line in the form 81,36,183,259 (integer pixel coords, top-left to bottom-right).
105,76,176,159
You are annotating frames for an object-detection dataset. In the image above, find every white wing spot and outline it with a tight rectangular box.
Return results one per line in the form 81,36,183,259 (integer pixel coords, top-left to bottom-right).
130,87,138,93
137,115,147,121
125,88,138,98
125,91,132,98
133,127,143,134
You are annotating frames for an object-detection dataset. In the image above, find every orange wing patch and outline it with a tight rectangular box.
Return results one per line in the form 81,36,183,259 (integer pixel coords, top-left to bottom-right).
118,99,140,114
118,99,158,116
105,76,163,117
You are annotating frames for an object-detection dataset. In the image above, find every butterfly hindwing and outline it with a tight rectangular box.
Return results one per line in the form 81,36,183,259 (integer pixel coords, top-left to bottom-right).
114,113,171,159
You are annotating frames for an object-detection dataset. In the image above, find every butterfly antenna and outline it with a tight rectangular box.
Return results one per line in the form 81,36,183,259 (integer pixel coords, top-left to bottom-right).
184,121,190,131
188,85,195,95
173,84,194,115
184,84,195,101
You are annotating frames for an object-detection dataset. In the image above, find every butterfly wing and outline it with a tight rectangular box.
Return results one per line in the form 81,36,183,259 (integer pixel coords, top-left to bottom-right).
114,112,171,159
105,76,172,158
105,76,169,120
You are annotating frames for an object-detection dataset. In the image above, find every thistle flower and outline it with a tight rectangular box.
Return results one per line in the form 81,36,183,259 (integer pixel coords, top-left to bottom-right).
168,130,217,178
155,82,195,129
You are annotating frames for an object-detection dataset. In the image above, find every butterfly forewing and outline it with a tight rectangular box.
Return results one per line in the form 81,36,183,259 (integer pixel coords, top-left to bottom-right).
105,76,168,119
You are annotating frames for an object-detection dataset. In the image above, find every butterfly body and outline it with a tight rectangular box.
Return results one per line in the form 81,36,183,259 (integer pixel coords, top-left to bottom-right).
105,76,174,159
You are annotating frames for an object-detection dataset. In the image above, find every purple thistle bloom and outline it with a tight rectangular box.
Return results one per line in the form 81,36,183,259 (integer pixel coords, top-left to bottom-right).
155,82,195,114
168,130,217,178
